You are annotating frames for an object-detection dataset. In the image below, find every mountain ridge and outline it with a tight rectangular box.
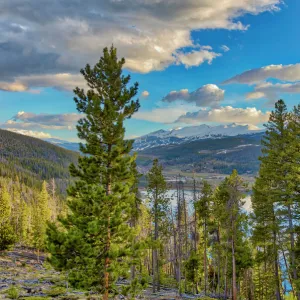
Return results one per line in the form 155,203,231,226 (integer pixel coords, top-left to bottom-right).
133,123,264,150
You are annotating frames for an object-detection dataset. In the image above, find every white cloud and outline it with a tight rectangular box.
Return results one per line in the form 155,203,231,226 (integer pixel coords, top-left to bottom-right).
0,73,87,92
2,111,82,131
224,64,300,84
246,91,266,100
175,106,270,124
0,0,282,90
0,81,27,92
163,84,225,107
221,45,230,52
6,128,52,139
175,49,221,68
141,91,150,98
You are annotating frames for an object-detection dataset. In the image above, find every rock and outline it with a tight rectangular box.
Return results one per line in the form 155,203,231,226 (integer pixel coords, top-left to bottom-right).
0,284,8,290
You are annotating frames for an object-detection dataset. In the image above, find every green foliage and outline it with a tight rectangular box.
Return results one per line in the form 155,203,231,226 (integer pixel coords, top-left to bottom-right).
44,286,66,296
185,251,200,284
6,286,19,299
32,181,50,251
47,46,140,299
252,100,300,299
0,185,16,250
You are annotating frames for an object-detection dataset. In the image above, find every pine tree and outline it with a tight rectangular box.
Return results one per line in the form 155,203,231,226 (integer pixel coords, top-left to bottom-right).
32,181,50,261
253,99,300,299
47,46,140,299
19,199,31,246
196,181,212,295
147,159,170,293
0,185,16,250
214,170,248,300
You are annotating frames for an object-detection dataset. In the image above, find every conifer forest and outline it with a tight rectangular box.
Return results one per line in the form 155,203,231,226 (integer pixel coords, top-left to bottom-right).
0,46,299,300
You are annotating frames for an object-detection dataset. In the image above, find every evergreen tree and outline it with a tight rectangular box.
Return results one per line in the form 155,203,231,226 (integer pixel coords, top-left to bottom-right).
214,170,248,300
47,46,140,300
0,185,16,250
19,199,31,246
196,181,213,295
147,159,170,292
32,181,50,261
253,99,300,299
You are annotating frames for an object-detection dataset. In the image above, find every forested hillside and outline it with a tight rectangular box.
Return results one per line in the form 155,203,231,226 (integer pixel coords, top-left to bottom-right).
0,129,79,193
137,133,263,175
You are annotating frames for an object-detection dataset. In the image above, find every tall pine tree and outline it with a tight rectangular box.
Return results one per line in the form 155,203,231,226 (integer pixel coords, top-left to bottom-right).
47,46,140,300
147,159,170,293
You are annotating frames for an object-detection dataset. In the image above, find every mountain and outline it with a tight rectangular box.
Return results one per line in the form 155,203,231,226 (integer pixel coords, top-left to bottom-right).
133,123,264,150
0,129,79,193
44,138,80,152
136,131,264,175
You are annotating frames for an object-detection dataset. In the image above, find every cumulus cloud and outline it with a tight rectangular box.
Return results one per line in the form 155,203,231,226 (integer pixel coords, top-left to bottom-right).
0,0,282,90
224,64,300,84
141,91,150,98
175,106,270,124
6,128,52,139
2,111,82,131
163,84,225,107
221,45,230,52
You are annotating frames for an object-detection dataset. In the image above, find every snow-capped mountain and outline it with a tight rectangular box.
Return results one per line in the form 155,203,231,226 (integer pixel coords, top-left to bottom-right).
133,123,264,150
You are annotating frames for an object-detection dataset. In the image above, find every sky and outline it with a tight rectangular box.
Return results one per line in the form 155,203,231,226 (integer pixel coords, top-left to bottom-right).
0,0,299,141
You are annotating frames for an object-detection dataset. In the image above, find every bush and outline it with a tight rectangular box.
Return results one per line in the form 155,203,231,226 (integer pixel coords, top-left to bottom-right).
0,224,16,251
6,286,19,299
44,286,67,297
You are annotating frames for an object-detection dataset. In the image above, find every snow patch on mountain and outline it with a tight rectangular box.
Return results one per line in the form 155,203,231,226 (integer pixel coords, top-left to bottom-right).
133,123,264,150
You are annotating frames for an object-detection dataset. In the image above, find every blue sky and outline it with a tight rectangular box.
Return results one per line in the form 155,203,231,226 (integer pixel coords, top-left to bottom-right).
0,0,299,141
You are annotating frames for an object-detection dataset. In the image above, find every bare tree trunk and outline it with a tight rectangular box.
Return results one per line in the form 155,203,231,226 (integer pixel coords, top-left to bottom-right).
177,176,182,296
232,226,237,300
217,224,221,298
183,185,188,293
170,206,179,284
104,148,112,300
224,252,228,300
193,178,198,252
204,217,208,295
273,229,282,300
153,194,159,293
287,204,300,300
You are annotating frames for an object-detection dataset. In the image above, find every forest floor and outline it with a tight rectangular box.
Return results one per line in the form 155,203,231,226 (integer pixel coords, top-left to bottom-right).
0,249,214,300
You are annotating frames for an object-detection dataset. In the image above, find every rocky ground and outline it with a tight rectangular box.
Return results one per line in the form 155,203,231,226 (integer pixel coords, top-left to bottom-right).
0,249,214,300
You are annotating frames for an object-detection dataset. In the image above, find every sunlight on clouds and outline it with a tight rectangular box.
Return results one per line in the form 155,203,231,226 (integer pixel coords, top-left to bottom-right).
0,0,282,90
6,128,52,139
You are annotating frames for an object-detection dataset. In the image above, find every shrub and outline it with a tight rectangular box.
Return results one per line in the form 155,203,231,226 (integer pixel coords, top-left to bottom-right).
6,286,19,299
44,286,66,297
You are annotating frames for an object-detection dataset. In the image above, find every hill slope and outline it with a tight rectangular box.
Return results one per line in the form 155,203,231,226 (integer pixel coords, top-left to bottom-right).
0,129,79,193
